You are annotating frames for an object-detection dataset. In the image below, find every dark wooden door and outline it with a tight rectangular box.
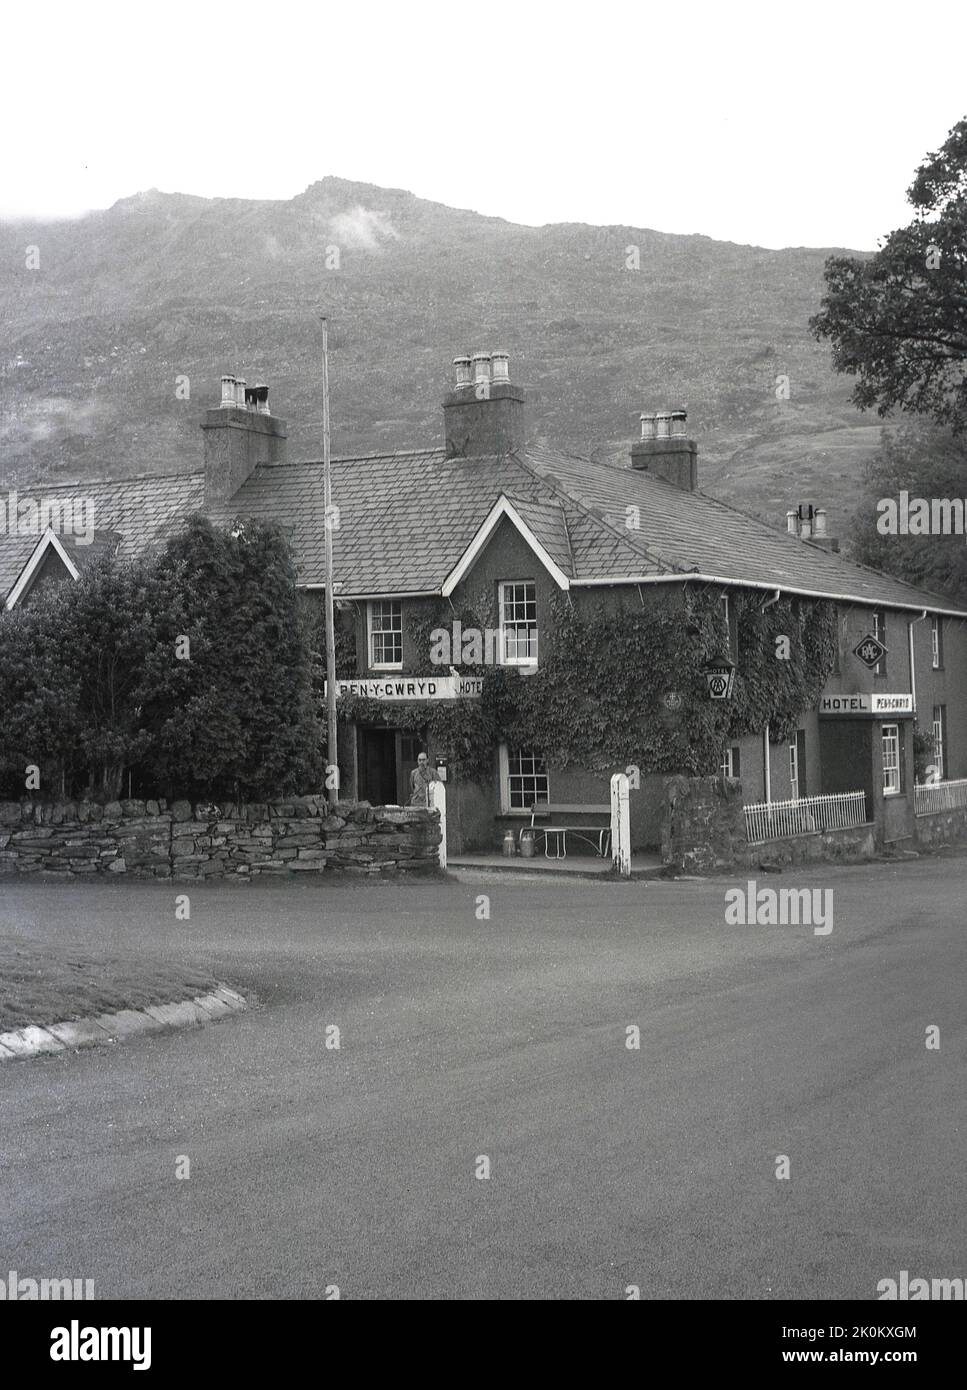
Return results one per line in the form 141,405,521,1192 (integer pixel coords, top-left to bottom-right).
357,726,397,806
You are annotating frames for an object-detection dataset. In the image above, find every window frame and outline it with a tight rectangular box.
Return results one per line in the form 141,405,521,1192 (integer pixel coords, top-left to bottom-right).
498,580,539,668
499,744,549,814
719,745,741,779
720,591,739,664
872,610,887,677
789,740,799,800
931,617,944,670
882,722,902,796
932,704,946,781
367,599,404,671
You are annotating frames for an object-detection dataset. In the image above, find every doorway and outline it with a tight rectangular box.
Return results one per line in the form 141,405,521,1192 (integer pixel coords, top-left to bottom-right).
356,725,428,806
357,726,397,805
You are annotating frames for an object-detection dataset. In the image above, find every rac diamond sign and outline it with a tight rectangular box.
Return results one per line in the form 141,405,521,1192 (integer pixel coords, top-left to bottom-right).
853,634,887,669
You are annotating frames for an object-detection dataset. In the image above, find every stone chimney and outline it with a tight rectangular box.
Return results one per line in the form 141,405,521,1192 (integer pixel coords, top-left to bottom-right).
442,350,526,458
202,375,287,501
630,408,698,490
787,502,840,552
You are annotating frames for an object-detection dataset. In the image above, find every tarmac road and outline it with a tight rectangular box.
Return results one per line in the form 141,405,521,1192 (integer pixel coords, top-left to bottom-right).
0,857,964,1300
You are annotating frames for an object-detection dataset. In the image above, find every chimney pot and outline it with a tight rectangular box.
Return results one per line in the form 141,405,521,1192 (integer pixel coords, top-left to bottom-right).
203,383,287,500
786,510,798,535
631,407,697,490
814,507,827,538
442,348,525,457
471,352,492,387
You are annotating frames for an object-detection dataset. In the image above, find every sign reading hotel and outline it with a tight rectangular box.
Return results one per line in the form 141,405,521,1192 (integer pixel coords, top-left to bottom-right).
820,693,914,717
326,675,484,701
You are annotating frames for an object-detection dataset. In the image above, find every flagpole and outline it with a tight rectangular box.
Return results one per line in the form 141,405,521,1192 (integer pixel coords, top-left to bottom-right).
321,316,339,807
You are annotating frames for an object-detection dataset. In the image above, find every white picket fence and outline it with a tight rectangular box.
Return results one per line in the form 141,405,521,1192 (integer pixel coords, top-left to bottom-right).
915,777,967,816
744,790,868,845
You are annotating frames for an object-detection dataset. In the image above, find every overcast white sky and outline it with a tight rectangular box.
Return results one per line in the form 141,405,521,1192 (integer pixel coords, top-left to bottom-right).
4,0,965,248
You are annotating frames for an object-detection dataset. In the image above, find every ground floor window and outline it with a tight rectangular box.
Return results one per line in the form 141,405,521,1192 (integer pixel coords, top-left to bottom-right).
720,745,740,778
882,722,902,795
932,705,946,780
500,745,549,812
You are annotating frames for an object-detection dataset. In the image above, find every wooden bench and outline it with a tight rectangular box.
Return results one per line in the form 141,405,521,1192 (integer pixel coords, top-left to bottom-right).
527,802,612,859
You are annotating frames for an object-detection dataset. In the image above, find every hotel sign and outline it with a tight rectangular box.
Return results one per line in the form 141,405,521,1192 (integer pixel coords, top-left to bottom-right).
819,693,914,717
326,675,484,701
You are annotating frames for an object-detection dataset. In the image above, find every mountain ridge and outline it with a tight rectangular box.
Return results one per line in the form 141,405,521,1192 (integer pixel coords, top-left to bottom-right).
0,178,880,541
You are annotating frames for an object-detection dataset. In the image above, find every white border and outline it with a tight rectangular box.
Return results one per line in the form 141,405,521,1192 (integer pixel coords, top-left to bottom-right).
5,529,81,610
442,496,570,596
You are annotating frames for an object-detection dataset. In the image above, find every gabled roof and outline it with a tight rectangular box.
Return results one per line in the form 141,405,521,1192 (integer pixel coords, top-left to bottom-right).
0,472,204,606
4,529,80,609
518,448,967,615
4,442,965,617
441,496,572,595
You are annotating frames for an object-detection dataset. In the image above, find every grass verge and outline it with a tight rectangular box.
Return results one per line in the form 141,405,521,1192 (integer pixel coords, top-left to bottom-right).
0,938,218,1032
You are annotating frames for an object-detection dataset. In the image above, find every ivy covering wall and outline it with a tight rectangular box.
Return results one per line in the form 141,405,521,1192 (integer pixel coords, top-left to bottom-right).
330,586,837,782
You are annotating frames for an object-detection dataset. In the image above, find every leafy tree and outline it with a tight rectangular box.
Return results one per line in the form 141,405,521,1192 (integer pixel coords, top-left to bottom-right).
850,420,967,603
1,516,324,802
0,594,82,798
811,117,967,433
143,515,323,799
68,554,184,798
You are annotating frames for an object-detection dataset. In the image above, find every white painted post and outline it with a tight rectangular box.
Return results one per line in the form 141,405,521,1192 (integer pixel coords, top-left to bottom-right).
429,779,447,870
610,772,631,877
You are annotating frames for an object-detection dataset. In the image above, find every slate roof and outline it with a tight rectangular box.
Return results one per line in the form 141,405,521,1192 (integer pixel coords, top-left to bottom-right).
0,473,204,603
4,445,965,617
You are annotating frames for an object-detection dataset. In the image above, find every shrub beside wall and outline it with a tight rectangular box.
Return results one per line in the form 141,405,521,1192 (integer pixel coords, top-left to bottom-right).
0,798,440,879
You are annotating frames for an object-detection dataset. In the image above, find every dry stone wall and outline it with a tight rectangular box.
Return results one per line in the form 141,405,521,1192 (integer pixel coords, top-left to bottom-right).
0,797,441,879
660,775,876,872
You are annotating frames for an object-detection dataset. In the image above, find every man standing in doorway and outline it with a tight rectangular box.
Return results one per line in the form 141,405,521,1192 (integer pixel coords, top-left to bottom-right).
409,751,439,807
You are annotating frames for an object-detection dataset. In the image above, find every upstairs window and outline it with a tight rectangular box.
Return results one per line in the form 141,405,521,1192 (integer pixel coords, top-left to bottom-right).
499,581,538,666
720,592,739,664
368,600,403,669
932,617,944,670
872,611,887,676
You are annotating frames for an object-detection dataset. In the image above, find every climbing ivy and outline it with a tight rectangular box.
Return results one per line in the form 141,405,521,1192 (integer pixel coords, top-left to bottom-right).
729,591,838,744
329,586,837,781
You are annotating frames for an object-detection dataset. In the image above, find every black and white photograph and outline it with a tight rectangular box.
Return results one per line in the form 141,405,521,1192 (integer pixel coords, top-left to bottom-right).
2,0,966,1353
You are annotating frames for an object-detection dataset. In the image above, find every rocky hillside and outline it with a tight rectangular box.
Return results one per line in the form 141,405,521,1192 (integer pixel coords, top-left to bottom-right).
0,177,876,538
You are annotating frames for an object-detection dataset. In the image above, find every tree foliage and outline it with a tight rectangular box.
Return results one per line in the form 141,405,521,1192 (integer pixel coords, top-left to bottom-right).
0,517,323,801
848,420,967,602
811,117,967,433
143,517,323,799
